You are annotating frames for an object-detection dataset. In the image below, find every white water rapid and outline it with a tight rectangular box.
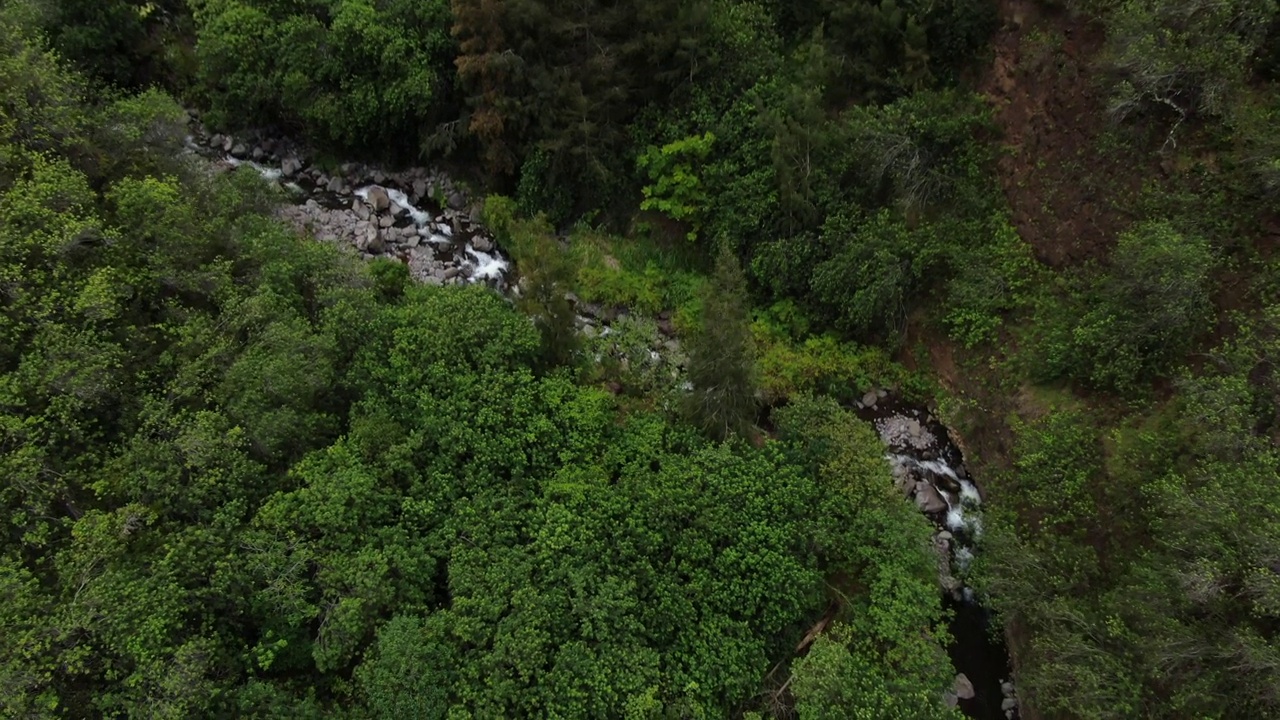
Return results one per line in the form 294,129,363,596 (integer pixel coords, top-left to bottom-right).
860,396,1016,720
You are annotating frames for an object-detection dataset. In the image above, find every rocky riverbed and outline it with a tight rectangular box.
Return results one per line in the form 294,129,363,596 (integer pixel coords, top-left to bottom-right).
185,124,509,288
856,393,1020,720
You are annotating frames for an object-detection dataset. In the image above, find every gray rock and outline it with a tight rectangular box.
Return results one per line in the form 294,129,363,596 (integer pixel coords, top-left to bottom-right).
954,673,975,700
1001,681,1015,696
281,157,301,178
222,136,234,152
353,201,371,221
876,388,888,399
372,170,386,184
943,691,958,709
363,228,384,254
447,190,465,210
876,416,935,450
443,266,461,280
251,146,265,161
1001,698,1018,712
914,482,947,514
378,215,394,228
366,186,391,212
472,235,494,253
862,389,879,408
230,143,248,158
413,179,428,202
391,203,408,220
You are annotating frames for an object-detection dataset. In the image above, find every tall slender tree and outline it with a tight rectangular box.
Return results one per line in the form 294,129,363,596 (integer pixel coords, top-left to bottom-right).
685,242,757,440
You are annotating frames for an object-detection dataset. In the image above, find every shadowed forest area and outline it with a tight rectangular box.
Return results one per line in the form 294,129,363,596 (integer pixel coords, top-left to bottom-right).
1,0,1279,718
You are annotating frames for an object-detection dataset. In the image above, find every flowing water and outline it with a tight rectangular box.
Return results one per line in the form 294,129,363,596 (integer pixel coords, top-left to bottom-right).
185,135,511,286
856,396,1018,720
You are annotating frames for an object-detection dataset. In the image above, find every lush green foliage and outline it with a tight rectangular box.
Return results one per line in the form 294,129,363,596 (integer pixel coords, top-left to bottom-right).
192,0,455,153
1035,220,1216,393
0,20,965,717
638,132,717,241
16,0,1280,718
685,243,758,440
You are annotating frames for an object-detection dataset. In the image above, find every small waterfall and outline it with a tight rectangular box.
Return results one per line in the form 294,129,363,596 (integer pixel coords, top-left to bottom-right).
858,395,1018,720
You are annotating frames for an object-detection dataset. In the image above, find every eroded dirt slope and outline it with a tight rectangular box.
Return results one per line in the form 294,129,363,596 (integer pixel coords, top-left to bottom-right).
978,0,1158,267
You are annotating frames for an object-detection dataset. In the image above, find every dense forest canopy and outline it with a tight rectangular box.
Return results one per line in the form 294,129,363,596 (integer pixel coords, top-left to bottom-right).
2,0,1279,718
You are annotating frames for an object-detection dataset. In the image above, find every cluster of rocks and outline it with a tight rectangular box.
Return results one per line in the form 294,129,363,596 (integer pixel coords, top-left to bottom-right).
944,672,976,708
943,672,1019,716
875,414,936,452
999,679,1019,718
572,299,688,389
189,124,506,287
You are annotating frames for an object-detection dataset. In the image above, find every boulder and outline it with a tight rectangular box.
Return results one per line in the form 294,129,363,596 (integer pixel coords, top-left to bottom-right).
222,136,234,152
862,389,879,408
362,228,384,254
281,157,301,178
353,200,371,221
1001,698,1017,712
447,190,466,210
326,176,346,193
943,692,959,709
366,186,391,212
914,481,948,513
230,143,247,158
472,235,494,253
378,215,394,228
954,674,975,700
251,146,265,161
1001,681,1015,696
413,179,428,202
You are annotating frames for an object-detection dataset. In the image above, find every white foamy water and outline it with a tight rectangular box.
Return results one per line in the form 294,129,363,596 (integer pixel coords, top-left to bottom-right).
465,247,510,281
353,184,510,286
384,188,432,226
224,156,282,182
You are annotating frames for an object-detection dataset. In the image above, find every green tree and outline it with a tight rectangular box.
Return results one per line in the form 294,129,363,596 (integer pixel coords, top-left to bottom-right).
192,0,455,154
685,243,757,440
637,131,716,241
1039,220,1216,392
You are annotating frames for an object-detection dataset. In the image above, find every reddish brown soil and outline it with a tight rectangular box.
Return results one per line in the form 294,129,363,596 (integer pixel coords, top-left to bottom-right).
978,0,1159,268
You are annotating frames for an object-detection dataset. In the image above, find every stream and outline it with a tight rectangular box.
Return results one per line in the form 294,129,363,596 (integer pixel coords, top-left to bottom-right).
183,129,513,289
855,395,1019,720
186,123,1017,719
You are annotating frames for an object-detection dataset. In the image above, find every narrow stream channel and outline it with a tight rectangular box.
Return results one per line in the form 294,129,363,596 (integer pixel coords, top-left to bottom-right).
854,396,1019,720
